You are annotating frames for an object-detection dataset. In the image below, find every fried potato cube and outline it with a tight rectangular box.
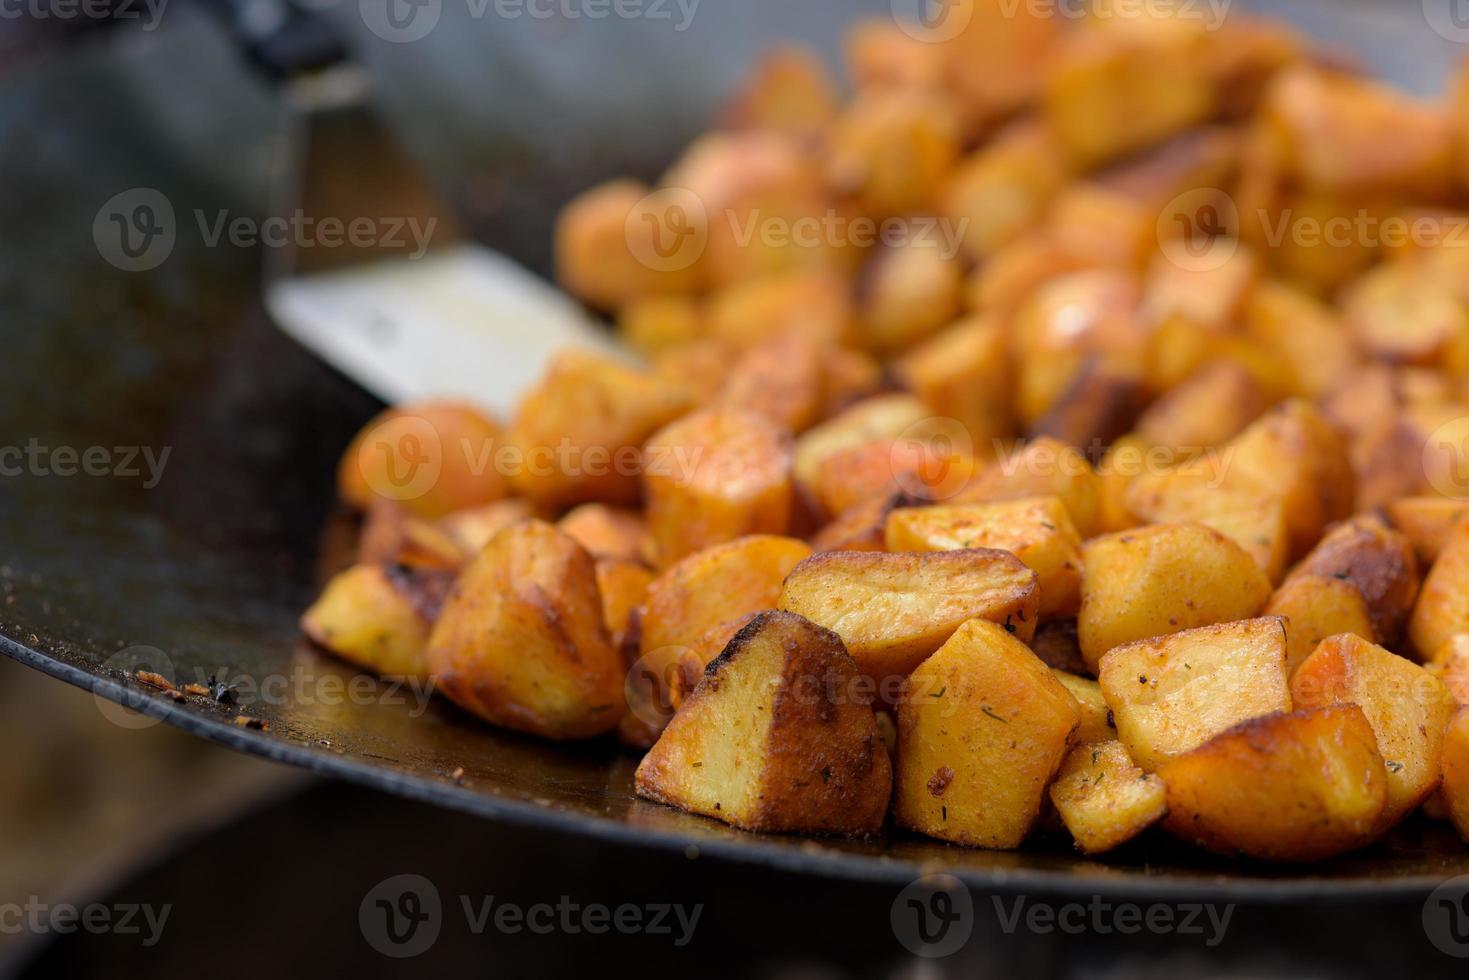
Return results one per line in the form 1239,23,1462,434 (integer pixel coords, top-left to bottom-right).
638,535,813,704
555,180,697,309
722,45,837,139
358,501,467,571
1052,670,1116,744
885,497,1083,619
558,504,653,566
1139,242,1260,332
644,408,793,566
895,619,1080,849
338,401,507,520
706,269,853,351
956,437,1104,539
1442,708,1469,842
940,120,1068,262
436,499,537,555
792,394,930,501
1264,575,1377,678
301,564,449,679
1287,516,1420,645
652,339,734,409
1410,520,1469,660
1158,706,1389,862
1244,280,1360,400
1049,740,1167,854
635,611,892,834
810,490,926,554
895,315,1014,449
1079,524,1273,670
714,334,824,434
1095,434,1148,535
966,232,1092,320
941,0,1058,125
616,295,704,356
827,87,963,218
1098,617,1291,771
1428,635,1469,705
854,235,964,355
819,346,884,417
844,19,946,92
596,557,654,656
1123,468,1289,583
505,351,691,509
812,439,977,520
1386,497,1469,565
1135,363,1269,452
1292,633,1458,828
779,549,1039,681
1341,260,1469,367
424,520,624,739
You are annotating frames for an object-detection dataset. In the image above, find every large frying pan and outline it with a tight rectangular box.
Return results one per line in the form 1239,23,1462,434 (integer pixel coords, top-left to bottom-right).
3,0,1467,899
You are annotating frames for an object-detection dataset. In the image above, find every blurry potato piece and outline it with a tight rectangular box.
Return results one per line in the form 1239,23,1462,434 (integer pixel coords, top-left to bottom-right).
1159,706,1388,862
1287,516,1419,644
1078,523,1272,670
1123,467,1289,583
1095,434,1149,535
940,121,1068,262
966,233,1092,320
302,564,449,679
1049,740,1167,854
956,437,1104,538
437,500,537,556
885,497,1083,619
616,295,704,356
819,346,884,417
810,490,926,554
1244,281,1359,399
715,334,824,434
722,45,837,139
1341,260,1469,367
1292,633,1457,828
667,613,764,710
338,401,507,520
424,520,624,739
1139,244,1260,332
844,20,946,92
635,611,892,834
827,87,963,218
895,619,1080,849
793,394,930,501
1386,497,1469,565
1029,358,1146,453
1442,708,1469,842
707,269,853,351
652,339,733,409
941,0,1058,125
505,351,691,508
358,501,466,571
556,180,697,309
812,439,976,519
855,235,964,355
596,557,653,654
1264,574,1377,677
779,549,1039,680
1410,520,1469,660
1428,635,1469,705
1052,671,1116,745
1135,362,1268,452
1098,617,1291,771
559,504,653,565
894,316,1014,450
644,408,793,566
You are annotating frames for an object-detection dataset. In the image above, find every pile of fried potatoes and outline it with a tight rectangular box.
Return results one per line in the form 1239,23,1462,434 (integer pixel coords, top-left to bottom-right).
302,5,1469,861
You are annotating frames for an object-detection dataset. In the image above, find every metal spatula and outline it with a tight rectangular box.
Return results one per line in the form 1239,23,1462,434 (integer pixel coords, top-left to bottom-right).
203,0,622,416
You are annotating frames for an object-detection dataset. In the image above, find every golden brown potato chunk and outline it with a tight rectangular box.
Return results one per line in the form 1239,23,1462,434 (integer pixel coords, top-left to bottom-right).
855,235,964,355
827,87,963,218
706,269,854,352
558,504,653,566
358,501,467,571
885,496,1083,619
1135,362,1269,452
595,557,654,655
1159,706,1389,862
644,408,794,566
1292,633,1457,829
1286,516,1420,645
792,394,931,503
1410,520,1469,660
1098,618,1292,772
779,549,1039,681
1078,523,1273,670
1264,574,1378,677
940,120,1068,262
956,436,1105,538
436,500,538,556
301,564,449,679
1428,635,1469,705
616,295,704,356
895,619,1080,849
555,180,698,309
1123,467,1289,583
424,520,624,739
1049,740,1167,854
338,402,507,520
714,334,825,434
810,490,926,554
1442,708,1469,843
1386,497,1469,565
505,351,691,508
811,438,978,520
894,315,1014,450
1052,670,1116,745
1244,280,1360,400
722,45,837,139
636,611,891,834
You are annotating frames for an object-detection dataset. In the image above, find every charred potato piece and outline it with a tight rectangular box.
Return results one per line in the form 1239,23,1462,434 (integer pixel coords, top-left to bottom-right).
895,619,1080,849
596,557,654,655
1410,520,1469,660
894,315,1014,450
885,496,1083,619
1030,619,1088,676
1049,740,1167,854
301,564,449,679
715,334,825,434
338,401,508,520
505,351,691,508
779,549,1039,681
635,611,892,834
1029,357,1147,453
1386,497,1469,565
1286,516,1420,645
559,504,653,566
1078,523,1273,670
1443,708,1469,843
1098,617,1291,772
1052,670,1116,745
1264,574,1378,677
955,436,1104,538
1158,706,1389,862
644,408,794,566
810,490,926,554
424,520,624,739
1292,633,1457,828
